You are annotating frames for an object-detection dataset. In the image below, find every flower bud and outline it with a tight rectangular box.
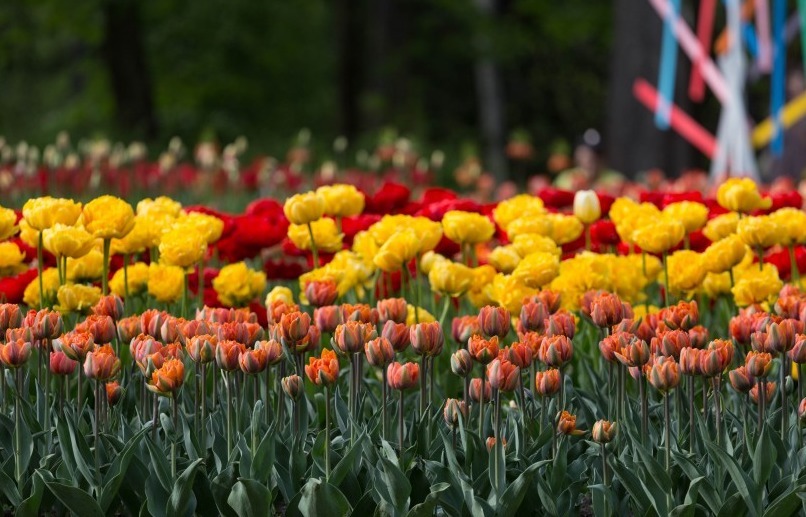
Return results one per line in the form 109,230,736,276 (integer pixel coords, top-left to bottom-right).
468,335,499,365
478,306,510,338
387,361,419,390
767,319,802,354
257,339,284,366
365,337,395,367
531,290,562,314
334,321,377,355
679,347,702,376
0,338,32,368
282,375,303,400
688,325,709,349
535,368,561,397
590,293,625,328
486,436,507,452
469,377,492,403
29,309,64,340
659,300,699,331
545,310,576,339
0,304,22,334
443,398,468,428
239,347,269,374
117,316,142,344
750,381,776,405
305,280,338,307
539,335,573,367
160,316,185,345
106,381,123,406
451,315,481,345
613,332,651,367
487,358,519,392
655,329,690,360
140,309,167,338
520,300,549,333
506,342,533,369
648,356,681,392
77,314,116,344
280,311,312,345
216,340,245,371
573,190,601,224
745,351,773,378
381,320,410,353
84,344,121,381
599,333,621,363
314,305,343,334
267,300,300,325
305,349,340,386
729,366,755,393
410,322,444,357
92,294,124,321
341,303,378,324
557,410,583,435
54,331,94,362
591,419,616,444
791,334,806,364
451,349,473,377
377,298,408,324
147,358,185,396
50,350,78,375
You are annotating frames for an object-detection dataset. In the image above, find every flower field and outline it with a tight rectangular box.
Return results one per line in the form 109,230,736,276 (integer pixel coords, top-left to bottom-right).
1,176,806,515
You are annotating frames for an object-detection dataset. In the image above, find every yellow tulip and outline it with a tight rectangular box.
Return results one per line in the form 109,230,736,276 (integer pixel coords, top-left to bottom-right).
768,207,806,246
147,263,185,304
732,265,782,307
510,233,560,258
493,194,545,230
22,197,82,231
662,201,708,234
23,268,60,308
0,242,26,277
159,228,207,268
283,192,325,225
701,234,747,273
442,211,495,245
288,219,343,253
373,229,419,272
736,215,781,249
428,261,474,297
316,184,365,217
109,262,150,297
632,217,685,254
702,212,739,242
716,178,771,213
174,212,224,244
419,251,448,275
55,284,102,313
66,248,104,282
0,206,19,241
547,213,584,245
213,262,267,307
488,245,521,273
665,250,706,294
506,216,553,239
82,196,135,239
265,286,295,306
43,223,95,259
136,196,183,218
511,252,560,288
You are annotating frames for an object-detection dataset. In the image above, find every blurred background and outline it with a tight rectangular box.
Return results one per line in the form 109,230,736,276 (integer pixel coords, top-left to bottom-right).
0,0,794,184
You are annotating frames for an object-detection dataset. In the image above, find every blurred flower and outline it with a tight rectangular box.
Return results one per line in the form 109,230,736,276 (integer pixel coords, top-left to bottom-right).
213,262,266,307
732,266,783,307
546,213,584,244
284,191,325,225
374,229,418,272
77,314,116,344
729,365,756,393
716,178,771,213
317,184,365,217
737,215,780,249
147,263,184,304
769,207,806,246
49,351,77,375
82,195,135,239
750,381,776,404
22,268,59,308
511,252,559,289
429,261,474,297
493,194,545,230
377,298,407,324
632,217,685,254
22,197,82,231
488,245,521,273
305,280,338,307
573,190,601,224
702,235,747,273
109,262,150,298
0,304,22,333
592,420,617,443
43,223,95,259
442,211,495,245
0,206,19,241
288,218,343,253
159,227,206,269
662,201,708,234
55,284,102,313
265,286,294,306
106,381,123,406
93,294,124,321
703,212,739,242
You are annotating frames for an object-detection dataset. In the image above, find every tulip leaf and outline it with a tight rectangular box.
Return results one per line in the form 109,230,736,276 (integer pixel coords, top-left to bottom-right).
210,465,239,517
16,468,44,517
330,430,366,485
705,440,758,516
145,436,173,492
607,458,651,514
166,457,203,517
672,452,721,514
752,426,776,495
145,472,169,517
297,478,352,517
99,426,148,513
762,485,806,517
38,470,104,517
227,479,272,517
64,416,95,488
377,454,412,514
0,460,21,507
715,493,744,517
250,424,277,485
498,462,542,517
406,482,450,517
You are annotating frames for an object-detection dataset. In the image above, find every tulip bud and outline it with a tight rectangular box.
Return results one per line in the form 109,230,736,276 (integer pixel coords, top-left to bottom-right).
791,334,806,364
659,300,698,331
93,294,124,321
688,325,709,349
545,310,576,339
267,300,300,325
540,335,573,367
520,300,549,333
451,315,481,345
117,316,142,344
573,190,601,224
745,351,773,378
305,280,338,307
280,311,312,345
147,358,185,397
531,290,562,314
160,316,184,345
591,419,617,443
486,436,507,452
599,333,621,363
557,410,583,435
0,304,22,334
478,306,510,338
84,344,121,381
648,356,681,392
679,347,702,376
487,358,520,392
365,337,395,367
767,319,802,354
750,381,776,405
468,335,499,365
239,347,269,374
140,309,167,338
29,309,64,341
613,332,651,367
341,303,378,324
535,368,561,397
387,361,419,390
728,366,755,393
0,339,32,368
305,349,340,386
106,381,123,406
656,329,690,360
506,342,533,369
77,314,116,344
377,298,408,324
50,350,78,375
313,305,342,334
256,339,284,366
590,293,625,328
469,378,492,403
380,320,410,353
54,330,94,362
450,349,473,377
334,321,377,355
443,398,468,428
281,375,303,400
410,322,444,357
216,340,245,371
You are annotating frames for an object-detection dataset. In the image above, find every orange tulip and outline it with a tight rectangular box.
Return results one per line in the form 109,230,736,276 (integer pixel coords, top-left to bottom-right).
540,335,573,367
750,381,776,405
545,310,576,339
341,303,378,324
659,300,699,331
443,398,468,428
478,305,510,338
54,330,95,362
117,316,142,343
50,350,78,375
106,381,123,406
729,365,755,393
590,292,626,328
468,335,500,365
0,339,32,368
613,333,651,367
451,315,481,345
314,306,343,334
305,349,340,386
591,419,616,443
239,347,269,374
187,334,218,364
0,304,22,334
92,294,124,321
365,337,395,367
535,368,561,397
334,321,376,355
387,361,419,390
216,340,246,371
557,410,584,436
648,356,681,392
745,351,773,378
381,321,410,352
76,314,116,344
376,298,408,324
487,358,519,392
84,344,121,381
305,280,338,307
256,339,284,366
410,322,444,357
148,358,185,396
267,300,300,325
280,311,312,345
282,375,303,400
519,300,549,333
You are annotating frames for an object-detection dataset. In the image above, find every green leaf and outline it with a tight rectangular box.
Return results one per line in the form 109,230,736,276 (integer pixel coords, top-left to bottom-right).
166,458,204,517
406,482,450,517
0,460,22,507
705,440,759,516
608,458,651,514
498,462,543,517
16,470,44,517
227,479,272,517
145,436,173,492
99,426,148,513
38,470,104,517
64,417,95,488
250,424,277,485
297,478,352,517
330,431,366,485
752,426,776,494
145,473,169,517
763,485,806,517
210,466,239,517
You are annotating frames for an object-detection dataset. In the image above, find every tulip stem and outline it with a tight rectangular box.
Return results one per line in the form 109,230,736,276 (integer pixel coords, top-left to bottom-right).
123,254,130,314
37,231,44,310
617,366,623,421
307,222,319,269
757,378,765,435
781,358,787,443
382,367,388,441
584,224,591,251
152,393,158,441
519,374,526,447
325,385,331,480
494,388,502,502
265,366,270,427
196,258,204,313
226,372,233,461
478,374,485,438
15,368,22,490
398,389,404,458
181,270,188,319
171,395,178,481
640,374,648,446
102,238,110,296
789,245,801,283
757,246,764,272
77,368,83,426
277,362,285,429
44,340,51,447
664,391,671,508
714,377,722,446
601,443,608,486
201,365,207,442
94,381,101,489
688,376,695,453
420,355,428,419
662,251,670,307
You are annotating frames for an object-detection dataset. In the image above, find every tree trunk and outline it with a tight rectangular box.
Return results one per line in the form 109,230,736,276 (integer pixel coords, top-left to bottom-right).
101,0,157,139
606,0,694,177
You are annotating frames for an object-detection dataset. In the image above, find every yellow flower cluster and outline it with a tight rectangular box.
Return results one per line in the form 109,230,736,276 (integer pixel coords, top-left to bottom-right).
109,262,150,297
213,262,267,307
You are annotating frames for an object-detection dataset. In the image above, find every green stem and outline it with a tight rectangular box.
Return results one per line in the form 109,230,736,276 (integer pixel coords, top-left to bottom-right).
15,369,22,490
420,355,427,419
494,388,502,502
584,224,591,251
226,372,233,461
664,391,671,508
757,246,764,272
102,238,110,296
398,389,404,458
382,368,388,441
307,222,319,269
601,443,608,486
181,270,189,319
123,254,130,314
325,385,331,480
662,251,670,307
171,395,178,480
37,232,44,309
781,359,787,443
478,374,485,438
197,258,205,313
789,245,800,283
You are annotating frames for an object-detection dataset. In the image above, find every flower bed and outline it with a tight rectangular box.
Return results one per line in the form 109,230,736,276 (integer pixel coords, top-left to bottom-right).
0,177,804,515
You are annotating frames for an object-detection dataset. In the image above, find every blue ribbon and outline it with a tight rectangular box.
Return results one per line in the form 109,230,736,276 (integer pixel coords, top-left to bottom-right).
656,0,681,130
771,0,786,155
742,22,758,57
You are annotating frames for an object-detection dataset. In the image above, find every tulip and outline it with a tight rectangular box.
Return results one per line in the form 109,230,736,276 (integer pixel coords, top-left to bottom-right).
599,333,621,363
729,366,756,393
613,333,651,367
106,381,123,407
256,339,284,366
377,298,408,324
282,375,303,401
160,316,185,345
77,315,116,345
659,300,699,331
656,330,690,360
141,309,167,338
745,351,773,378
216,340,245,371
520,300,549,333
443,398,468,429
280,311,312,346
0,339,32,369
305,280,338,307
556,410,584,436
485,437,507,452
334,321,377,355
117,316,142,344
468,335,500,365
540,335,573,368
381,321,410,353
648,356,681,392
478,305,510,338
314,306,343,334
469,377,492,403
410,322,444,357
92,294,124,321
130,334,164,367
679,347,702,376
54,331,94,362
750,381,777,405
545,310,576,339
450,349,473,377
506,342,533,369
451,315,481,345
341,303,378,324
592,420,616,443
535,369,561,397
267,300,300,325
365,337,395,367
283,191,325,225
573,190,601,224
29,309,63,340
487,358,519,392
688,326,709,349
180,319,212,339
590,292,625,328
84,345,121,381
239,347,268,374
305,349,340,387
767,319,802,354
50,351,78,375
387,361,420,390
0,304,22,333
